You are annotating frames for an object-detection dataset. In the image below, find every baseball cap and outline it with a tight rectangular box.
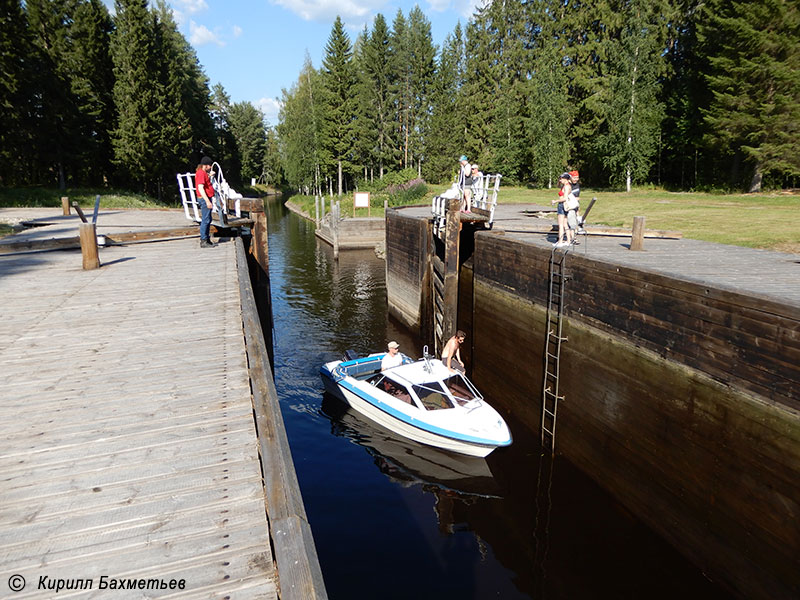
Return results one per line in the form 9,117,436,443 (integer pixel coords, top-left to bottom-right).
388,341,399,349
200,156,213,165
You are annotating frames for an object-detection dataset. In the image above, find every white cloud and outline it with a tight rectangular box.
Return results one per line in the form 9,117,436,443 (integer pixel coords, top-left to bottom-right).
232,25,243,38
176,0,209,14
190,21,225,46
428,0,483,18
256,97,283,124
270,0,385,23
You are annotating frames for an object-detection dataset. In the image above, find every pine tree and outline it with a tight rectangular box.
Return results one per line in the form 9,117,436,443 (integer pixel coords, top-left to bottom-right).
0,0,38,185
320,16,356,196
69,0,116,185
659,0,707,189
426,24,466,183
110,0,163,192
351,27,375,181
389,10,411,171
699,0,800,191
151,0,211,197
26,0,83,188
406,7,436,176
461,11,495,169
527,0,572,188
359,14,395,179
482,0,530,181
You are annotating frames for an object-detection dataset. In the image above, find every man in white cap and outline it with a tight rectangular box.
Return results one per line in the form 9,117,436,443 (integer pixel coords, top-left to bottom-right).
381,341,403,371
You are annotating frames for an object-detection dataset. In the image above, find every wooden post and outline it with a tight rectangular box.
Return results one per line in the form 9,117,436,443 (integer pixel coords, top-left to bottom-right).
332,201,340,261
61,197,70,216
630,216,646,251
442,196,461,339
251,205,268,273
79,223,100,270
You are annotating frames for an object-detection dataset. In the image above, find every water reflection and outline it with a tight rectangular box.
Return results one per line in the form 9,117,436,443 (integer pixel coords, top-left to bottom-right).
320,392,502,499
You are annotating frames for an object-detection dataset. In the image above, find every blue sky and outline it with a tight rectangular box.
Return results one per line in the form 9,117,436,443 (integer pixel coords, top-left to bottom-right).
106,1,482,125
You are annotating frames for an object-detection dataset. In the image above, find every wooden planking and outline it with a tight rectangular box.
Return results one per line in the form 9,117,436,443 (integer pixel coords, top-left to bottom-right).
0,216,278,599
473,232,800,409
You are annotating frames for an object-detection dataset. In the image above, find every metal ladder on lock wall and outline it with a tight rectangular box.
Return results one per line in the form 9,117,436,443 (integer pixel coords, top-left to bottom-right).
541,249,570,453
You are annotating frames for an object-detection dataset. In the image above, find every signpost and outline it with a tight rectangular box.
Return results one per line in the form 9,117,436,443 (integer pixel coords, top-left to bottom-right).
354,192,370,217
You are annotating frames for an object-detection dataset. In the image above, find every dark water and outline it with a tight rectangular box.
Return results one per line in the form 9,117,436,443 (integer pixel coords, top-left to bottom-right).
264,198,732,600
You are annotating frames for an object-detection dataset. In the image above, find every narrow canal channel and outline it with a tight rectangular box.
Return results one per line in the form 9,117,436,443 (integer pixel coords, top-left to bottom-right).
263,198,733,600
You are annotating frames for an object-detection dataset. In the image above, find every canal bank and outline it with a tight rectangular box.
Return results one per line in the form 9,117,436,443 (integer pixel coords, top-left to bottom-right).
385,205,800,600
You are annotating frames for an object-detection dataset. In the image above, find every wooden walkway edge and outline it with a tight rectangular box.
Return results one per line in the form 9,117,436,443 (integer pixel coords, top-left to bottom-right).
0,210,326,599
235,239,328,600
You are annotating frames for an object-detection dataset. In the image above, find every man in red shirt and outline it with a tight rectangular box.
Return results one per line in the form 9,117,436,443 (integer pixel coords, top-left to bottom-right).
195,156,217,248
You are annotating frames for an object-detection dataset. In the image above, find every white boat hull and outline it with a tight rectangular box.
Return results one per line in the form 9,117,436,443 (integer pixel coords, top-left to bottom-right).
321,357,511,458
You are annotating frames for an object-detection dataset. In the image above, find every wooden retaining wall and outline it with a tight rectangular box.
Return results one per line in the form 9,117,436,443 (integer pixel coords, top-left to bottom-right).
468,234,799,600
384,214,800,600
385,209,431,331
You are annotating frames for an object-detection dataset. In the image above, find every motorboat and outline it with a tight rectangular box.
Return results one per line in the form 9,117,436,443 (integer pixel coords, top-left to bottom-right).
320,349,512,457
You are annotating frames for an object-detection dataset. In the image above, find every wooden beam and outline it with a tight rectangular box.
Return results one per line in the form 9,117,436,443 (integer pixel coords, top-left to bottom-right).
443,196,461,340
234,239,328,600
61,196,70,216
0,237,81,254
71,202,88,223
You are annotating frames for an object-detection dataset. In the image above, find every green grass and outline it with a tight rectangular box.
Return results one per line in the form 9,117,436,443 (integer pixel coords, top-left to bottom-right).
0,186,170,209
523,187,799,252
2,184,797,252
292,185,798,252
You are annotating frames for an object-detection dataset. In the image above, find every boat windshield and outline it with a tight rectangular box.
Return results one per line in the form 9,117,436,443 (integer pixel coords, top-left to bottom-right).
413,382,454,410
443,374,480,406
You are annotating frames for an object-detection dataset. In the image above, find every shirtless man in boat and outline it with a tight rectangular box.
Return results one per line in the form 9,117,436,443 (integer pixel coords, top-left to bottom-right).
442,331,466,373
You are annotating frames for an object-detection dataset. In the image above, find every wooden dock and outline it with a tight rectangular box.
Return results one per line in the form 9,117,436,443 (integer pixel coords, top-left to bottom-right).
0,209,325,598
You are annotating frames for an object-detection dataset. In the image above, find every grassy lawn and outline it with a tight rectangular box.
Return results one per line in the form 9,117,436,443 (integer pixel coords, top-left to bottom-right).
291,185,798,253
0,186,171,210
2,184,797,253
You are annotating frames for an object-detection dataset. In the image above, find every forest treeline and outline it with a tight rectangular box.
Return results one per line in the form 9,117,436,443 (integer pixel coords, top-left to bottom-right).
280,0,799,194
0,0,277,197
1,0,798,198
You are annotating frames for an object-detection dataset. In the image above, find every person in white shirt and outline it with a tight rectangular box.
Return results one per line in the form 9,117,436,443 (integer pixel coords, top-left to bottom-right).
381,341,403,371
470,164,485,206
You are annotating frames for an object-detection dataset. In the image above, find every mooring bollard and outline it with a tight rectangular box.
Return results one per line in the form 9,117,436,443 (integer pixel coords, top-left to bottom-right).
630,216,646,251
79,222,100,269
61,197,70,216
